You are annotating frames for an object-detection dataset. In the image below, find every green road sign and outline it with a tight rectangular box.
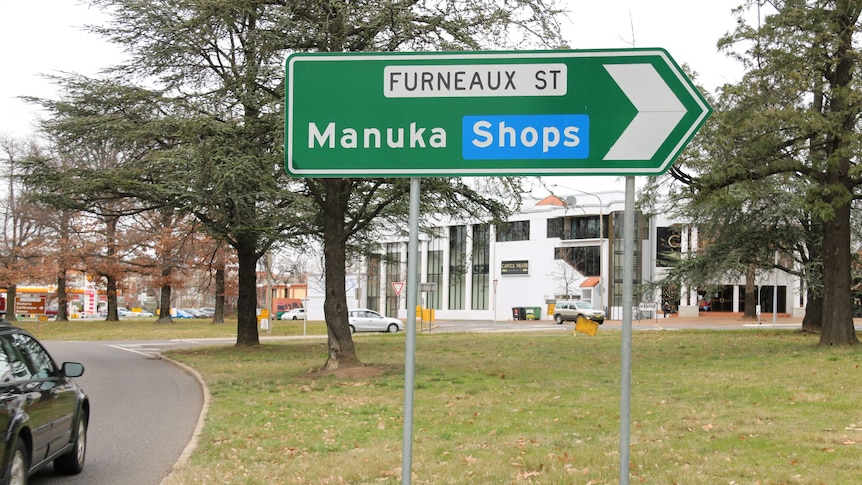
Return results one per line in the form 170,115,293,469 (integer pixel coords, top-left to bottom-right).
285,49,711,177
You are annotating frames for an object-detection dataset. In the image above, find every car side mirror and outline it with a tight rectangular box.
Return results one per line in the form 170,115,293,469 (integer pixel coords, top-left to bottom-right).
62,362,85,378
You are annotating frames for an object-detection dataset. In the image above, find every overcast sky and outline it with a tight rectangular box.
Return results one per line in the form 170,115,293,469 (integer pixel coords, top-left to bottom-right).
0,1,752,192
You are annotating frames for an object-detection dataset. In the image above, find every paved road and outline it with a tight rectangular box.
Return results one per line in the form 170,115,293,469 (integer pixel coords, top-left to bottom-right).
32,341,204,485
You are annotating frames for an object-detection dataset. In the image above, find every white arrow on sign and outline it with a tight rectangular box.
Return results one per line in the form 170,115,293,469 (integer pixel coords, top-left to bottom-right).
603,63,687,161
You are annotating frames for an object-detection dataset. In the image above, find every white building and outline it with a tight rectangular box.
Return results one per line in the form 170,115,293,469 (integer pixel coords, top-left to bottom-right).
308,190,804,322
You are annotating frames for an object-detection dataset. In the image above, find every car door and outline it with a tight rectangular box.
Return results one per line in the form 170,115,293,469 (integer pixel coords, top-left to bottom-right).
9,333,79,458
350,311,366,331
0,333,55,464
354,311,376,332
0,337,24,467
363,311,386,331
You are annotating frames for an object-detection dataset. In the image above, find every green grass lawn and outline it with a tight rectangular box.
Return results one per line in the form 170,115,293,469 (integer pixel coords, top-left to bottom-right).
140,328,862,485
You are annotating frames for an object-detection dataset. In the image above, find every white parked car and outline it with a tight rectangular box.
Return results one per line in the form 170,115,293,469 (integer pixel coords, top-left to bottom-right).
347,309,404,333
116,308,154,318
280,308,306,320
553,300,605,325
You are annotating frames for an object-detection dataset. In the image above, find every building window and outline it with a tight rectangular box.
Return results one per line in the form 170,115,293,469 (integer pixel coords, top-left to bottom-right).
571,216,602,239
555,246,600,276
497,220,530,242
547,218,564,239
426,249,443,309
471,224,490,310
656,225,682,267
448,225,467,310
366,254,381,311
611,211,642,313
385,243,401,317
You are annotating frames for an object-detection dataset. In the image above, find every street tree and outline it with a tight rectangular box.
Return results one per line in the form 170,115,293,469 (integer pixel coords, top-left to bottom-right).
276,0,565,370
551,260,580,299
53,1,566,368
713,0,860,345
645,1,860,345
124,209,203,323
29,1,308,345
641,88,822,327
0,137,54,320
21,137,169,321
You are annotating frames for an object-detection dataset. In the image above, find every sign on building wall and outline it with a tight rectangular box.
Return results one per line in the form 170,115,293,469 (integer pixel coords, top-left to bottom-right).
501,260,529,275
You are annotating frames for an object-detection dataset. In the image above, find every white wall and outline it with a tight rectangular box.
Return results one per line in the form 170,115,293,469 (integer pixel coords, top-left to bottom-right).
304,273,362,322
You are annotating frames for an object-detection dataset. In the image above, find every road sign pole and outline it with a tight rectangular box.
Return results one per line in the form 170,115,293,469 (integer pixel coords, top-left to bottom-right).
402,177,421,485
619,176,635,484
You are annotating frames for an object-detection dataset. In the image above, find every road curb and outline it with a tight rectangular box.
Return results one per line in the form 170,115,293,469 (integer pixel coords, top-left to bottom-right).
157,354,212,485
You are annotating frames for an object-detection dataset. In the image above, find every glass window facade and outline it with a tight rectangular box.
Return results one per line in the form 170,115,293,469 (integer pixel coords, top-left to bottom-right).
471,224,490,310
547,218,564,239
554,246,601,276
611,211,641,311
549,216,606,240
571,216,603,239
426,250,443,309
497,220,530,242
385,243,401,317
448,225,467,310
656,225,682,268
366,253,381,311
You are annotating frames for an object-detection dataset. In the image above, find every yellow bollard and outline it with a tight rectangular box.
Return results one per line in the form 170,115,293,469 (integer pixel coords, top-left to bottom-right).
574,316,599,336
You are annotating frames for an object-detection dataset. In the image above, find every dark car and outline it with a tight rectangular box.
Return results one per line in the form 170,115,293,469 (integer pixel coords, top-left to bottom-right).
0,321,89,484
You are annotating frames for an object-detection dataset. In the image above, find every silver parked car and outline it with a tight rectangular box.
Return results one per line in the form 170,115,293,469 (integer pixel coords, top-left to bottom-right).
553,300,605,325
347,309,404,333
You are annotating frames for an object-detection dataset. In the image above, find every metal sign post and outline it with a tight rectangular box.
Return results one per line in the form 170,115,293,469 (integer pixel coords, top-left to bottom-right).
401,178,420,485
619,177,635,485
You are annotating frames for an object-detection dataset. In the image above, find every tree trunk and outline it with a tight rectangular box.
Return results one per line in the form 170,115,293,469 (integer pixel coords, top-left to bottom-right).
105,274,119,321
56,212,71,322
56,273,69,322
6,285,17,322
156,285,173,323
818,3,859,346
819,199,858,345
235,237,260,346
105,217,119,321
321,179,361,370
213,268,225,324
801,290,822,334
744,266,757,319
156,262,173,323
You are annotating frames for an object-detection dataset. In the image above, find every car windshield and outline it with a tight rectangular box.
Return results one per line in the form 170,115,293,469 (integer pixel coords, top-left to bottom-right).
575,302,594,309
